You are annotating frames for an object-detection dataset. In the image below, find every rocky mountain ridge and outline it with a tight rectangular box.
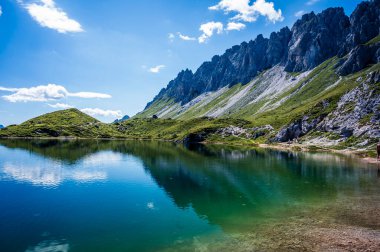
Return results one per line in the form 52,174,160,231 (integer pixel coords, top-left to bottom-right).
145,0,380,109
1,1,379,156
113,115,130,123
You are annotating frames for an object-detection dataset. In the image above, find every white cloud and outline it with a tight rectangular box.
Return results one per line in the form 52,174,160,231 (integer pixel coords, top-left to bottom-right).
48,103,73,109
0,6,3,16
178,32,196,41
295,10,306,18
0,84,111,103
168,33,175,42
306,0,319,6
24,0,83,33
226,22,246,31
80,108,122,118
198,21,223,43
149,65,165,73
68,92,111,99
209,0,283,23
0,84,67,102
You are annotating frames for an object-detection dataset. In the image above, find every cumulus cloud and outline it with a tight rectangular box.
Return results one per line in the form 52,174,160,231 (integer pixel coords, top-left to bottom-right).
209,0,283,23
306,0,319,6
0,6,3,16
226,22,246,31
198,21,223,43
80,108,122,118
295,10,306,18
149,65,165,73
24,0,83,33
178,32,196,41
48,103,73,109
0,84,111,103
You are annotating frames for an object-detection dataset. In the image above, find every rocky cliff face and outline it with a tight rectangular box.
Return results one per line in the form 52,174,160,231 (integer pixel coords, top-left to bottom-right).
337,42,380,76
274,70,380,143
145,0,380,111
284,8,350,72
342,0,380,54
147,28,292,107
317,71,380,140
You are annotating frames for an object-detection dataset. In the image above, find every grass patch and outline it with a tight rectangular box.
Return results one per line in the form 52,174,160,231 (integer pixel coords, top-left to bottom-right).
365,35,380,45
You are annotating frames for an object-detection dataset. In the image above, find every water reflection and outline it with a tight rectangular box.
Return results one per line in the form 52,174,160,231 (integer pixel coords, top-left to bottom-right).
0,139,378,250
0,144,116,186
25,240,69,252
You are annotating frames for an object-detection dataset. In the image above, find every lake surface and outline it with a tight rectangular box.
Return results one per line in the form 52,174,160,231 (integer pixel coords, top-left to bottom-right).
0,139,379,251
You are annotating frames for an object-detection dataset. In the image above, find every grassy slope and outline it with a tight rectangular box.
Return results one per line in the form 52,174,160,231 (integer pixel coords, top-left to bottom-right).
365,35,380,45
0,108,253,142
134,97,177,119
247,58,341,128
114,117,252,141
178,84,244,119
140,59,342,123
1,60,378,153
0,108,122,138
118,60,379,144
139,57,371,130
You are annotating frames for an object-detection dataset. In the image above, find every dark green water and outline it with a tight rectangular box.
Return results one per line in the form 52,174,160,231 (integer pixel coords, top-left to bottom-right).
0,139,379,251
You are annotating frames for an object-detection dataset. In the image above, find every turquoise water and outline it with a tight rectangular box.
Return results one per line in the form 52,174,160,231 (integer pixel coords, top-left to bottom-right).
0,140,379,251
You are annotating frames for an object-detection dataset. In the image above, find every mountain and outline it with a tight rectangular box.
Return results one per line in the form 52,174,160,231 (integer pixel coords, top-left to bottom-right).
141,0,379,112
0,108,121,138
0,125,4,129
133,0,380,151
0,0,379,157
113,115,130,123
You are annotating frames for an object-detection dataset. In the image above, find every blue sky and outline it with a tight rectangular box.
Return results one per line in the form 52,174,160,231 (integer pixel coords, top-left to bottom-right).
0,0,362,125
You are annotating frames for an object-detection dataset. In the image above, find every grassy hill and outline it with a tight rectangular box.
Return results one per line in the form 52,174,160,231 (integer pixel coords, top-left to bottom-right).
0,108,121,138
0,60,379,158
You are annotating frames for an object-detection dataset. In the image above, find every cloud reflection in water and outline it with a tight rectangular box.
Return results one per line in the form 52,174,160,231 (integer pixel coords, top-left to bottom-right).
0,152,124,186
25,240,69,252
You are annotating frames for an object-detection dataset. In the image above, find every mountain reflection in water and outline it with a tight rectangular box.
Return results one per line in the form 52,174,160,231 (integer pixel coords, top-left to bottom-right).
0,139,378,251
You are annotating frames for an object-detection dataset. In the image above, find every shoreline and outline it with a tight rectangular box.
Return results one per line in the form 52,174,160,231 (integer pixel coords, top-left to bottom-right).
257,143,379,164
1,136,378,164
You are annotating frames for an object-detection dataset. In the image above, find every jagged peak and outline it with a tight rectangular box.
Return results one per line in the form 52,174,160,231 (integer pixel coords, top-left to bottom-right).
143,0,379,111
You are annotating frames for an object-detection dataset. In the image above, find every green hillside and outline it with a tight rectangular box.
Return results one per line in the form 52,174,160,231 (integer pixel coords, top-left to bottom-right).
0,108,121,138
0,60,379,157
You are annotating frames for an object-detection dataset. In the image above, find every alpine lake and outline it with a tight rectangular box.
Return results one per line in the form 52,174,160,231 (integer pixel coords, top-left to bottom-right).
0,139,379,251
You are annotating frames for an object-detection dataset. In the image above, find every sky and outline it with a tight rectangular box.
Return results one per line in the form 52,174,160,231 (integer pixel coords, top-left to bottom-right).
0,0,363,125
